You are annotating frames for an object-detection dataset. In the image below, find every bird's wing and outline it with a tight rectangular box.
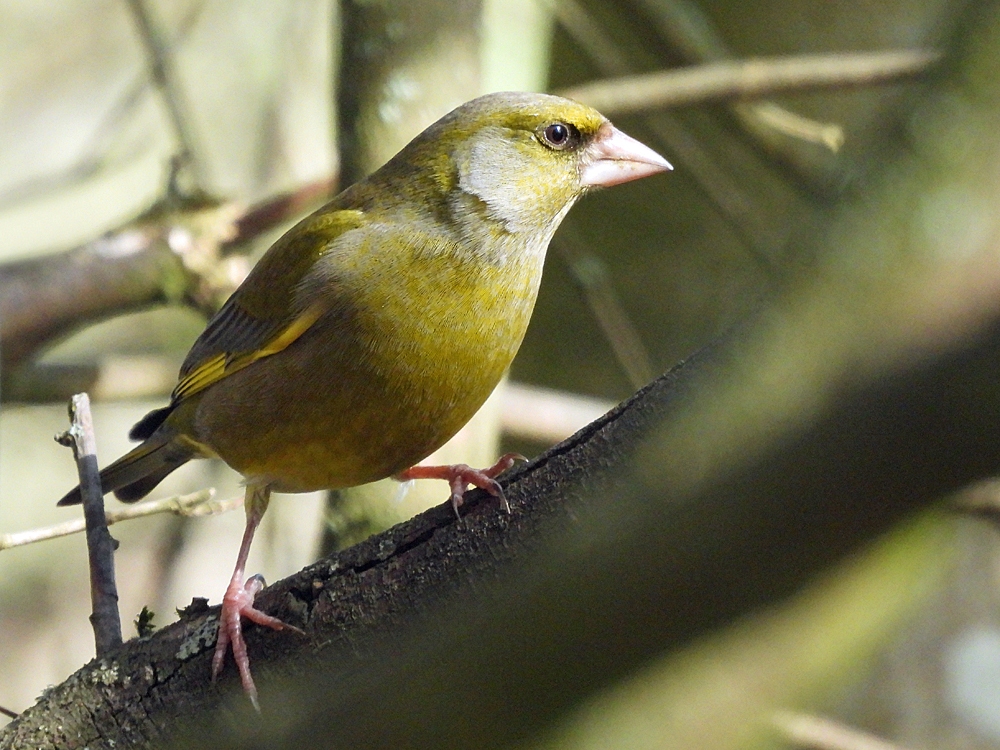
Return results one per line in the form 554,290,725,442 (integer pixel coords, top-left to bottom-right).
172,207,365,402
171,299,325,401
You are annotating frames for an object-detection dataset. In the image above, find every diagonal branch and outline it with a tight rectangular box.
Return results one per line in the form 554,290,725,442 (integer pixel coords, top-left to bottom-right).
125,0,205,190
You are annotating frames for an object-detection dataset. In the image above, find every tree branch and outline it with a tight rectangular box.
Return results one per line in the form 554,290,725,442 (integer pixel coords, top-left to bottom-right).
559,49,941,117
0,178,334,381
5,296,1000,747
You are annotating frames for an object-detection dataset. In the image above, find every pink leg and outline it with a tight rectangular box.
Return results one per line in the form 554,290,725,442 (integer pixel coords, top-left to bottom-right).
211,483,302,711
395,452,525,517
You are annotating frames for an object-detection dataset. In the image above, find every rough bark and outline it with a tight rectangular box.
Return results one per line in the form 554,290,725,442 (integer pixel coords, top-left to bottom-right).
0,337,706,749
4,302,1000,749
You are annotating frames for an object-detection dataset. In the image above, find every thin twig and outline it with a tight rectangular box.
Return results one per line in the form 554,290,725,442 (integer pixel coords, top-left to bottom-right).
0,705,17,720
125,0,204,190
559,49,942,117
773,711,913,750
0,489,224,551
746,101,844,152
626,0,887,155
554,229,656,389
55,393,122,656
0,1,207,211
551,0,845,154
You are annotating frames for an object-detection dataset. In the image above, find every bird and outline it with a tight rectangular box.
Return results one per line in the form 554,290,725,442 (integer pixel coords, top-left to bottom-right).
58,91,671,708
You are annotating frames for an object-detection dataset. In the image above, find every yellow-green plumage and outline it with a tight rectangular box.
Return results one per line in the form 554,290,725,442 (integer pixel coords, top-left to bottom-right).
57,91,671,707
59,91,668,506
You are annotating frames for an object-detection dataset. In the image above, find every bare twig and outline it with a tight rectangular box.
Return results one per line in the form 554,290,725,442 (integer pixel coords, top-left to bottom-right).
551,0,842,155
0,706,16,721
0,1,207,211
559,49,941,117
125,0,204,190
554,229,656,389
552,0,787,267
54,393,122,656
749,101,844,152
773,711,913,750
627,0,930,158
0,489,223,552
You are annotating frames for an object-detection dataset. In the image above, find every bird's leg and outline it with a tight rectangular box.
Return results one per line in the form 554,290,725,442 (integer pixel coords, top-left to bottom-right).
395,452,525,518
211,482,302,710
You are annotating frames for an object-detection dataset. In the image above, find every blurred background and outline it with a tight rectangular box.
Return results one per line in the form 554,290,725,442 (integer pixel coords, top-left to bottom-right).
2,0,998,747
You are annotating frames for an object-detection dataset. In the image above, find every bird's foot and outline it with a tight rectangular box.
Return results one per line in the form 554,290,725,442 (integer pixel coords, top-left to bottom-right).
396,452,525,518
211,571,303,711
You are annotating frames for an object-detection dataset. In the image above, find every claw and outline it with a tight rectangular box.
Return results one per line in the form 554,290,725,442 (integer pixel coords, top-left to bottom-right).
211,485,304,710
395,452,525,517
211,570,298,711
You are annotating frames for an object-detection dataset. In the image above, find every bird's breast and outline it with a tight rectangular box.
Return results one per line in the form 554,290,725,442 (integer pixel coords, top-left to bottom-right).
195,239,545,492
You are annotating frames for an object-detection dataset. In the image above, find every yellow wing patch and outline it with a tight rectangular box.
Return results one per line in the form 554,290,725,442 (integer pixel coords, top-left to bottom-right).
171,303,325,402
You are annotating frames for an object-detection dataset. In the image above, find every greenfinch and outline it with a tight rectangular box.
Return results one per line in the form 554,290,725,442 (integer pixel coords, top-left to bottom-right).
59,91,671,707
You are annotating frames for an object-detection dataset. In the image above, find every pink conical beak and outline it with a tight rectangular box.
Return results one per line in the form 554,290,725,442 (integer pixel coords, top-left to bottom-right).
580,123,672,188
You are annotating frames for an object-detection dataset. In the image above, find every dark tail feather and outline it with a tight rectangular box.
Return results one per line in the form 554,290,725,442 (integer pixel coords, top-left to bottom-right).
129,404,174,441
112,457,188,502
57,436,194,506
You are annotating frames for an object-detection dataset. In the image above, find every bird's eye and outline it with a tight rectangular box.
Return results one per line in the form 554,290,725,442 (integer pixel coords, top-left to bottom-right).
540,122,579,150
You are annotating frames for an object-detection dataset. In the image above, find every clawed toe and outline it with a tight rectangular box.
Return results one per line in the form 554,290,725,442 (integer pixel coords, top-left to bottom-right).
397,452,525,517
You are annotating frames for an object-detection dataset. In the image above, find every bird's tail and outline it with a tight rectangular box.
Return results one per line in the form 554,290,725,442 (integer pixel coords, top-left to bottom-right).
57,433,195,506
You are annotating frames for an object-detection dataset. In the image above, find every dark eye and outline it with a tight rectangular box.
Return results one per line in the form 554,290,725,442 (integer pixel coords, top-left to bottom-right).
540,122,579,150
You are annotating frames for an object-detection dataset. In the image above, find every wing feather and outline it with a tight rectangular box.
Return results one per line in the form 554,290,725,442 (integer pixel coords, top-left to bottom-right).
172,302,324,400
169,206,365,403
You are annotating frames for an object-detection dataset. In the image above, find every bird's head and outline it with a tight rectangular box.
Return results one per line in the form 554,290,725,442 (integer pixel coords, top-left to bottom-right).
373,92,671,242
